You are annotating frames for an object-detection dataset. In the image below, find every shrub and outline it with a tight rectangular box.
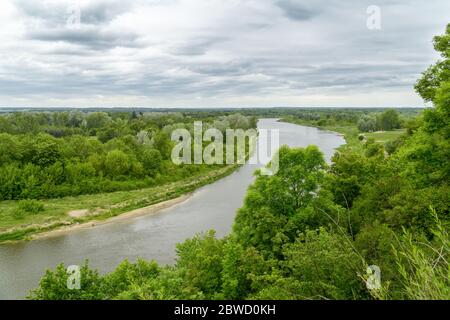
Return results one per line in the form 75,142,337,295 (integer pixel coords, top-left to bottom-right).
18,199,45,214
104,150,130,178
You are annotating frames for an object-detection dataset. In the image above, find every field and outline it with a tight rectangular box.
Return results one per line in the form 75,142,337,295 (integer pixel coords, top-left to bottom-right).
364,129,407,143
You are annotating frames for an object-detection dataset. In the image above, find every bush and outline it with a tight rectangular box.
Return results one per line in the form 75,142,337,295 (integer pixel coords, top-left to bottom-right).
140,148,162,176
385,136,405,155
18,199,45,214
104,150,130,178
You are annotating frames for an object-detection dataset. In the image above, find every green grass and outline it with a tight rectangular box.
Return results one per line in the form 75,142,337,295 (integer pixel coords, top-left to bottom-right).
364,129,406,143
0,164,240,243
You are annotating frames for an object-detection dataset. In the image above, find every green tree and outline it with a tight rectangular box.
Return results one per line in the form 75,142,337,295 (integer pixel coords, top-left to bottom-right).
233,146,327,258
397,24,450,187
104,150,130,178
251,229,367,300
358,116,377,132
140,148,162,175
86,112,111,130
175,230,225,299
0,133,22,165
102,259,160,299
377,109,401,131
152,132,172,159
29,262,105,300
415,23,450,102
28,134,62,167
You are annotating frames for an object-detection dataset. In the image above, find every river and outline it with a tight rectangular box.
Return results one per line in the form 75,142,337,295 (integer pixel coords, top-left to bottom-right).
0,119,345,299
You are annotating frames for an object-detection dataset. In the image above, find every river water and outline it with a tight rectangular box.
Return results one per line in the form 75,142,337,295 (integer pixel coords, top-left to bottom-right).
0,119,345,299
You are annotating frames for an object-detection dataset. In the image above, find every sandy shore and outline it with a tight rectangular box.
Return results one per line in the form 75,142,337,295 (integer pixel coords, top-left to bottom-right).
32,193,193,240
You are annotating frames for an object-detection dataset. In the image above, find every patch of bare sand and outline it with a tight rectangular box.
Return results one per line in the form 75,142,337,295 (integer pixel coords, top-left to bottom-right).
67,209,90,218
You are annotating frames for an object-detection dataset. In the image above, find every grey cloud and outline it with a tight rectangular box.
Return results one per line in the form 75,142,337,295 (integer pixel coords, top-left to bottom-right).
275,0,321,21
2,0,449,106
14,0,133,26
13,0,65,26
79,1,133,25
170,37,230,56
27,28,140,50
15,0,140,50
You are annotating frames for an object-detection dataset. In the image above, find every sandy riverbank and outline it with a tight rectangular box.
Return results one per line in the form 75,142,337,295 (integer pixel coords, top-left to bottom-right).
32,193,193,240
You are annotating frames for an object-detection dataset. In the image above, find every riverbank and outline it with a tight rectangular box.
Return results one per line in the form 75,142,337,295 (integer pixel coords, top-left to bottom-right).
32,193,193,240
279,117,406,152
0,164,240,243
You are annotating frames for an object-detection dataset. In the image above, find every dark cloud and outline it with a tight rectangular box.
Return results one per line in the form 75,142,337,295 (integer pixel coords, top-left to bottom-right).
170,37,230,56
27,27,140,50
14,0,133,26
79,1,133,25
275,0,321,21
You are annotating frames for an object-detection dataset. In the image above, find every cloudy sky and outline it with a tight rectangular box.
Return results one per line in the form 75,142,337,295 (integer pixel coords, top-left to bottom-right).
0,0,449,108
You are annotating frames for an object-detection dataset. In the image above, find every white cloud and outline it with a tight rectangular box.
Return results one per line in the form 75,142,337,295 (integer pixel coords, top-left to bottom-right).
0,0,448,107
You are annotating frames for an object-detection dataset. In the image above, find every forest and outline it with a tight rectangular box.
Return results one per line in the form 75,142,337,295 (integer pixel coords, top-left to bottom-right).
26,25,449,300
0,112,257,200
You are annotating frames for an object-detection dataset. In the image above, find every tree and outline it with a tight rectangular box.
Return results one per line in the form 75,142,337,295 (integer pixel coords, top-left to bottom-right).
175,230,225,298
233,146,327,258
140,148,162,175
104,150,130,178
358,116,377,132
264,145,326,215
0,133,22,165
377,109,401,131
97,126,119,143
152,132,172,159
397,24,450,187
102,259,160,299
280,228,367,299
27,134,62,167
86,112,111,130
415,23,450,102
326,150,377,208
29,262,105,300
221,237,266,299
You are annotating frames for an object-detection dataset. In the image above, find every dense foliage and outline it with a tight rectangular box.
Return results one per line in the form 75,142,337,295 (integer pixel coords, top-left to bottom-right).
0,112,256,201
30,24,449,300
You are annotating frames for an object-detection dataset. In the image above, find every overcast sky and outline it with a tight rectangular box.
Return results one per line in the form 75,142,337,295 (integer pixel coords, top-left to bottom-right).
0,0,449,108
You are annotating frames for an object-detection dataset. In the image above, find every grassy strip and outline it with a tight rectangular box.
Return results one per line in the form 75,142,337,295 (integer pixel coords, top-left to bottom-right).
280,116,361,150
364,129,406,143
0,164,240,243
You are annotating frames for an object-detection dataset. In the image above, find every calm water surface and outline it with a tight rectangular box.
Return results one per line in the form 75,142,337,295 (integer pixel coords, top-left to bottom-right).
0,119,345,299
